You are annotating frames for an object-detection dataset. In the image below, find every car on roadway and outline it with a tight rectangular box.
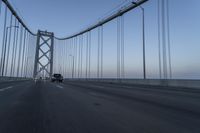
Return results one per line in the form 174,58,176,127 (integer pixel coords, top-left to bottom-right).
51,74,63,82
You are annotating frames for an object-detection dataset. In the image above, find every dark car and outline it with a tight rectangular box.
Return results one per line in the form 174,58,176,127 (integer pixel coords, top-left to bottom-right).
51,74,63,82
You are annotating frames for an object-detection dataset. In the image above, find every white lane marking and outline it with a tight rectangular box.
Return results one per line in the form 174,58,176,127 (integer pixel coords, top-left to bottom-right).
0,86,13,92
56,85,64,89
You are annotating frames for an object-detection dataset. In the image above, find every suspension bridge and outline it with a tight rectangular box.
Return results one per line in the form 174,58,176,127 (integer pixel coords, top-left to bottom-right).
0,0,200,133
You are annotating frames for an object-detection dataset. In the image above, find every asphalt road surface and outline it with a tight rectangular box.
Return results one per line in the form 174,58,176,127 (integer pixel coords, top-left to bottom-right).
0,80,200,133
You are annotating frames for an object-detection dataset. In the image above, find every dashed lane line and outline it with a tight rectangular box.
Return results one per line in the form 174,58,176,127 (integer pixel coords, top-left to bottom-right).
56,85,64,89
0,86,13,92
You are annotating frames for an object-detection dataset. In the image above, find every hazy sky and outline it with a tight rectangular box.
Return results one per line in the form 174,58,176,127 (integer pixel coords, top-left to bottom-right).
1,0,200,79
8,0,131,37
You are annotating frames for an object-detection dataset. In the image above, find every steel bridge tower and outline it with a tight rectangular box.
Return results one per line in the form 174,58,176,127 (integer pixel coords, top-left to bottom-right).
33,30,54,78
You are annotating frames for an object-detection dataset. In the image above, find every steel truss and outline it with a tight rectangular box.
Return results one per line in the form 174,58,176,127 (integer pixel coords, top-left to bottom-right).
33,30,54,78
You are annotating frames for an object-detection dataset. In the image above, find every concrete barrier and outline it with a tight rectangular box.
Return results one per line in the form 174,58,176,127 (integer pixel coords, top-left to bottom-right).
0,77,32,83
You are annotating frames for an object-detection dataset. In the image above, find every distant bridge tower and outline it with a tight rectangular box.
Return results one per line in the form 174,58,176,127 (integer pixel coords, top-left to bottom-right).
33,30,54,78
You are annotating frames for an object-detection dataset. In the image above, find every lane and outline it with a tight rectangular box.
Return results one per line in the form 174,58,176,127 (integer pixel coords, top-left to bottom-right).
61,81,200,132
0,81,138,133
0,80,31,90
62,81,200,114
0,80,46,133
63,80,200,94
0,80,35,108
0,81,199,133
60,81,200,132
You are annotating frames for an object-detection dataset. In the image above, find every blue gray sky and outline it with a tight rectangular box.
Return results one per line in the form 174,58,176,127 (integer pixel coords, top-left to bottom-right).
1,0,200,79
8,0,132,37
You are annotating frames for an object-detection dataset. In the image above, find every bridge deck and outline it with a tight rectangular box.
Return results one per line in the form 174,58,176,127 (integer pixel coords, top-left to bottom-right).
0,80,200,133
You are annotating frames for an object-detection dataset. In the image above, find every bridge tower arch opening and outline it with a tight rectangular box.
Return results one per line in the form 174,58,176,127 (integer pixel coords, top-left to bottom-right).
33,30,54,79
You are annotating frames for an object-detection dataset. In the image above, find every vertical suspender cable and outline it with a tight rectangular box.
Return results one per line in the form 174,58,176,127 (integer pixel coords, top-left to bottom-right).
78,36,81,79
80,35,83,78
62,41,64,75
69,39,72,78
25,34,29,77
97,27,100,79
66,40,68,78
55,40,59,73
88,31,91,79
67,40,69,76
101,26,104,79
56,40,58,73
10,18,17,77
166,0,172,79
161,0,167,79
86,32,88,79
142,7,146,80
61,41,63,74
64,40,66,75
69,39,71,78
64,40,66,78
21,30,27,77
71,38,73,78
117,16,122,80
0,6,7,76
29,35,33,77
69,40,71,78
73,38,75,78
59,41,61,74
66,40,69,78
117,17,120,80
24,32,29,77
75,37,77,78
0,0,2,16
6,14,13,76
27,35,31,77
58,40,61,73
72,39,75,78
61,41,63,76
121,15,125,79
33,35,36,77
53,39,56,73
4,13,12,76
63,41,65,77
13,21,19,77
68,40,70,77
59,40,61,74
72,38,75,78
157,0,162,79
17,25,23,77
24,33,29,77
